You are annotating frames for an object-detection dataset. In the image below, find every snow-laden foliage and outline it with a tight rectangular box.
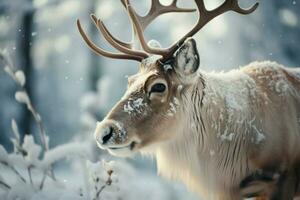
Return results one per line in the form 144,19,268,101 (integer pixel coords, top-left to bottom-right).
14,70,26,87
0,129,190,200
0,54,117,200
15,91,30,106
0,133,112,200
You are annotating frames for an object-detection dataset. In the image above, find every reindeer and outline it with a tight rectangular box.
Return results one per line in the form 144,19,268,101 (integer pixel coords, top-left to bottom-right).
77,0,300,199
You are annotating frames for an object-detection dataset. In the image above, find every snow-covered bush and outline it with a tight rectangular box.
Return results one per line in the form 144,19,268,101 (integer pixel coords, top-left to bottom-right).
0,53,117,200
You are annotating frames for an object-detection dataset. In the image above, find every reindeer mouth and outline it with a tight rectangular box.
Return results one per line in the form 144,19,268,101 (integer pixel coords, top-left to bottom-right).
106,141,137,157
108,141,136,150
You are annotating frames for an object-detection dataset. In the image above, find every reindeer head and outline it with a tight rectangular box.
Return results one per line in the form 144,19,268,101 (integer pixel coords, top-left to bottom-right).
77,0,258,156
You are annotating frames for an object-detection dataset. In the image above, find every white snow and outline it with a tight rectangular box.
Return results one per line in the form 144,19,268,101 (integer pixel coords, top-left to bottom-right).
169,102,176,114
43,142,91,167
0,145,8,162
7,182,35,200
177,85,183,92
123,98,146,115
166,97,180,117
11,119,20,142
15,91,30,106
247,117,266,144
14,70,26,87
279,9,298,27
163,64,172,72
123,102,134,113
22,135,42,166
115,122,127,143
219,128,235,142
252,125,266,144
147,40,162,48
173,97,180,107
203,68,255,116
275,79,289,94
255,131,266,144
143,55,161,65
3,66,14,79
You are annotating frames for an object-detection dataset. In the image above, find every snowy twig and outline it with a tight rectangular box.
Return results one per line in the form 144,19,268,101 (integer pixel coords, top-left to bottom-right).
0,53,49,153
39,173,47,190
29,105,49,152
80,159,91,199
0,161,27,183
28,166,34,186
95,170,113,199
0,52,56,184
0,180,11,190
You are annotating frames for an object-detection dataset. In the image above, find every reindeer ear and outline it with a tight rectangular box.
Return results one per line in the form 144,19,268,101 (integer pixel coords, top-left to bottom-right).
174,38,199,76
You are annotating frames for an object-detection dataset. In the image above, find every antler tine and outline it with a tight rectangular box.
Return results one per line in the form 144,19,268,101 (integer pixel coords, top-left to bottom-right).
91,14,133,49
161,0,259,61
121,0,195,56
208,0,259,18
78,0,258,63
76,19,143,62
142,0,196,29
98,23,133,49
90,14,149,59
126,2,169,56
121,0,195,30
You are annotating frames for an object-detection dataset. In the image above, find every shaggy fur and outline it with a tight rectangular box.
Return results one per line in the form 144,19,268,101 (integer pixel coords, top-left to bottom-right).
155,61,300,199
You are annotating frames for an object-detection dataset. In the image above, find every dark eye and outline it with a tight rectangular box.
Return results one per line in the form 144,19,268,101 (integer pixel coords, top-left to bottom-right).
150,83,166,93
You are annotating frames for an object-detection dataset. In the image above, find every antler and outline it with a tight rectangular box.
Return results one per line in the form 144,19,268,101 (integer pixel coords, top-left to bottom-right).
121,0,196,30
77,19,143,61
120,0,196,50
127,0,258,61
90,15,149,59
77,0,195,62
160,0,259,61
77,0,259,63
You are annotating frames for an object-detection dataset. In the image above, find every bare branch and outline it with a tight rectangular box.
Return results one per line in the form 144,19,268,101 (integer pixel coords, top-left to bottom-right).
0,52,56,181
96,170,113,198
0,180,11,190
0,161,26,183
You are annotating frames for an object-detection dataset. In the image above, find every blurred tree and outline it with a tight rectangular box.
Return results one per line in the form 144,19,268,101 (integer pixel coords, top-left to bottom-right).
239,0,300,67
16,0,35,136
88,0,102,92
272,0,300,66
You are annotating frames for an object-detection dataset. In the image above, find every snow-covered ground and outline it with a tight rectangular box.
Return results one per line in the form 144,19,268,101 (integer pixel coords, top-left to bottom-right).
0,142,198,200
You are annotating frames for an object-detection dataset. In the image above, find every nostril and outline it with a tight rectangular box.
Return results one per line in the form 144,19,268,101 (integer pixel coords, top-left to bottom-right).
102,126,113,144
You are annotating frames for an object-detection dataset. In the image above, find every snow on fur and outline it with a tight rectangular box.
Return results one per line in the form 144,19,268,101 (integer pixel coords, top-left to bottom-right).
124,97,146,115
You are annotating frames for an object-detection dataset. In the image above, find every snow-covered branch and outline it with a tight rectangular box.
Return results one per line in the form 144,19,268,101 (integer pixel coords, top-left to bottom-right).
0,52,49,153
0,52,119,200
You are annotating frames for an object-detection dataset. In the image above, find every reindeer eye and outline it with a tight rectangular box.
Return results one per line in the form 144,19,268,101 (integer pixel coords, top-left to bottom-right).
150,83,166,93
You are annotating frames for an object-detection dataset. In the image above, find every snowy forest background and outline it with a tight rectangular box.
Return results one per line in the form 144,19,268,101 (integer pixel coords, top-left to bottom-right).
0,0,299,199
